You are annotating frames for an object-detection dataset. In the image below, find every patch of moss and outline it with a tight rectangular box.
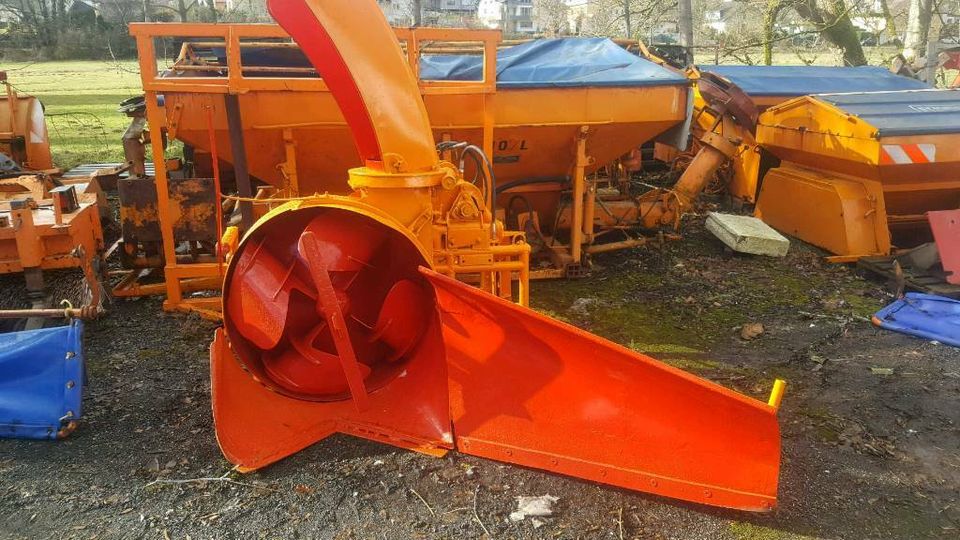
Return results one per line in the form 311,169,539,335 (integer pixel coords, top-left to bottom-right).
626,340,702,355
841,293,882,318
531,308,571,323
729,521,816,540
796,406,844,444
530,268,710,351
660,357,723,371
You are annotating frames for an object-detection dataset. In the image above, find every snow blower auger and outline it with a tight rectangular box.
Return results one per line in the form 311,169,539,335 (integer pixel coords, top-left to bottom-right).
210,0,784,512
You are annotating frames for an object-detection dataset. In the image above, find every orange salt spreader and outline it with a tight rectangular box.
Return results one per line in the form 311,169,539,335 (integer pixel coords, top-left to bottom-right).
211,0,784,512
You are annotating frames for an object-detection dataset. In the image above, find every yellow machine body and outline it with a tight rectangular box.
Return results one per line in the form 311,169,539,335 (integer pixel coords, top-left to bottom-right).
163,80,686,200
688,77,772,204
125,21,703,305
0,79,54,171
756,90,960,259
683,66,931,205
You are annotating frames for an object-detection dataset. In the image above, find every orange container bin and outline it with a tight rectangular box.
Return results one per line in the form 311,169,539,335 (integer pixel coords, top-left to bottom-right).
145,27,690,228
756,89,960,258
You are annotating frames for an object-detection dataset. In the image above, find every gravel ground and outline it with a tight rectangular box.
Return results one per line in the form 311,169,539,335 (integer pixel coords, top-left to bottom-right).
1,215,958,540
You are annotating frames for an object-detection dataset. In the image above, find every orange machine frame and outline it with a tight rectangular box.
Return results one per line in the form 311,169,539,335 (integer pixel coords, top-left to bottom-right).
129,23,502,317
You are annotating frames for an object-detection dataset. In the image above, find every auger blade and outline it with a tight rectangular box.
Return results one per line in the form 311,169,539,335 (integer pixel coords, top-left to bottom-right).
225,236,314,350
420,268,781,512
214,207,453,470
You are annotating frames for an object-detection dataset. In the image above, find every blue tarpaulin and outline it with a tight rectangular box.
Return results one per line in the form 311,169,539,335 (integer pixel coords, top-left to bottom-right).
202,38,687,88
698,65,930,97
873,293,960,347
0,321,85,439
418,38,689,88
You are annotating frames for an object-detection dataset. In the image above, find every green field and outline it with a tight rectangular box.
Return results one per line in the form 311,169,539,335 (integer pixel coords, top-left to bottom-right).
4,60,144,169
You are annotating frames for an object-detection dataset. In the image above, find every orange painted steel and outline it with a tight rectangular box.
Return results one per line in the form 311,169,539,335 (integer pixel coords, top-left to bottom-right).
634,130,739,229
209,0,783,513
756,92,960,258
428,267,780,511
0,178,104,290
212,200,781,511
269,0,438,173
0,77,54,171
127,18,688,287
679,68,765,205
0,76,105,290
134,27,683,195
0,198,102,272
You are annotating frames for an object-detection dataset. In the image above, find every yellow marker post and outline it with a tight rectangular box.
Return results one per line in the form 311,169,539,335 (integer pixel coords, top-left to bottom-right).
768,379,787,411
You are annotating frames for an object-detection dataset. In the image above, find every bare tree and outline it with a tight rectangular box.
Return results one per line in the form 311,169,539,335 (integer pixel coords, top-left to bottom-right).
903,0,934,61
877,0,899,45
151,0,201,22
623,0,632,37
761,0,784,65
678,0,694,55
412,0,422,26
792,0,868,66
534,0,569,35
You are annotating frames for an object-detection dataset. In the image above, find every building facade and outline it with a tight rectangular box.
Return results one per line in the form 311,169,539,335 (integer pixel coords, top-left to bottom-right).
478,0,536,35
423,0,481,26
377,0,480,26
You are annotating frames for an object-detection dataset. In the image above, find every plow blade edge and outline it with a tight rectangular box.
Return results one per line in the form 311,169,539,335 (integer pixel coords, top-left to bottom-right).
422,268,781,511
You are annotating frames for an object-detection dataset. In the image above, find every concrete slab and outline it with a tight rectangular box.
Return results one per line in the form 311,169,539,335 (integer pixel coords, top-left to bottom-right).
706,212,790,257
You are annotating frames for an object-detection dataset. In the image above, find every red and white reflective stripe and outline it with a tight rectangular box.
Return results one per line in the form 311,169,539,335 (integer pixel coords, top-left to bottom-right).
880,144,936,165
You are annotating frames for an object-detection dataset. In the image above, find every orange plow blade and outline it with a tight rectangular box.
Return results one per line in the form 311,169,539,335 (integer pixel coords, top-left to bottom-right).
423,268,780,511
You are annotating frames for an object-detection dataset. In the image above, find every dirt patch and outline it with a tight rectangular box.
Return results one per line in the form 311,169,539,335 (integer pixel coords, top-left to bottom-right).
1,216,958,540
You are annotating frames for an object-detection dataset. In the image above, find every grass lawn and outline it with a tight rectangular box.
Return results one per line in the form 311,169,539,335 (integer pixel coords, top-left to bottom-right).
3,60,144,169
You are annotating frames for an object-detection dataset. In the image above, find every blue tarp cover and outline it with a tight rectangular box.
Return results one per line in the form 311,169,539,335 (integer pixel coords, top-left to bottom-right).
0,321,85,439
202,38,687,88
873,293,960,348
419,38,689,88
818,89,960,136
699,65,930,97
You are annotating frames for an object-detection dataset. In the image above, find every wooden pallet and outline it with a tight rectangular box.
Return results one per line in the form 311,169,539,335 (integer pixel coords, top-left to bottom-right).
858,256,960,299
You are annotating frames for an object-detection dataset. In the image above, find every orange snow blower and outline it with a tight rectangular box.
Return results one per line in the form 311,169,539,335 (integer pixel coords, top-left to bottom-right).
212,0,783,512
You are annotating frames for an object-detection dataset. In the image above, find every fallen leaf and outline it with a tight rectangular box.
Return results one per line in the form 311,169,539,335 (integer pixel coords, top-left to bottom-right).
740,322,765,340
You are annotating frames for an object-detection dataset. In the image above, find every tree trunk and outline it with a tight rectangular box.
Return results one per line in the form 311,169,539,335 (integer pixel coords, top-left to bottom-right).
795,0,867,66
678,0,694,56
412,0,422,27
762,0,783,65
622,0,631,38
37,0,54,47
878,0,898,45
903,0,933,62
177,0,191,23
